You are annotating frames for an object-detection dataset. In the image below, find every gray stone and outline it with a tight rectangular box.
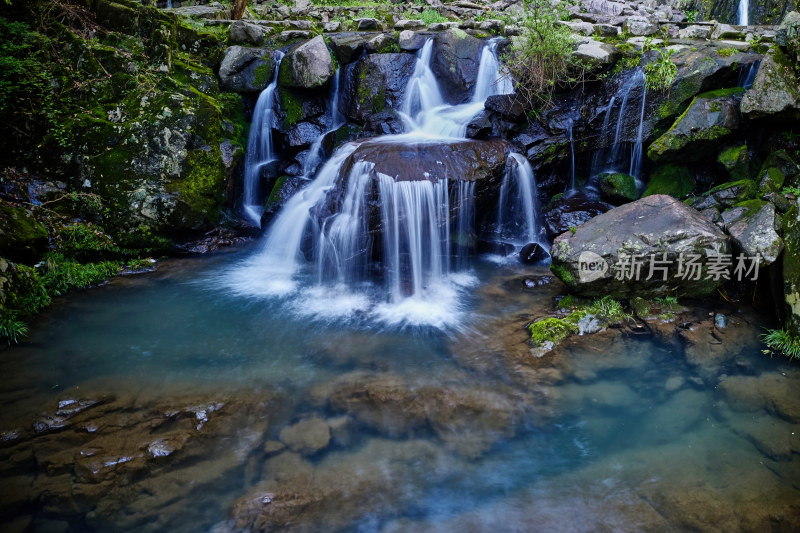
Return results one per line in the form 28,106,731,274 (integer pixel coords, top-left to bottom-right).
581,0,627,16
229,20,265,45
279,418,331,455
723,201,784,265
710,23,744,40
594,23,621,37
678,25,711,39
395,19,427,30
776,10,800,49
324,21,341,32
430,28,484,102
550,195,731,298
478,19,505,33
574,38,619,64
356,18,380,31
399,30,425,51
218,46,275,93
740,52,800,121
559,20,595,35
784,200,800,337
365,33,395,53
625,15,659,36
345,53,416,124
278,35,334,89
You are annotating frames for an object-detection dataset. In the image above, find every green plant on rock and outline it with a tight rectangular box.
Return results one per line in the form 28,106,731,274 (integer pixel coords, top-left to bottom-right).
0,312,29,344
717,47,737,57
644,48,677,92
504,0,584,115
528,317,578,346
783,185,800,197
415,9,448,25
762,328,800,360
686,9,698,22
39,252,121,296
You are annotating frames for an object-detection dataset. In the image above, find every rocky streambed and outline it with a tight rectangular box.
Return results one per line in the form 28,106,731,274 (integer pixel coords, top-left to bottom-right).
1,250,798,532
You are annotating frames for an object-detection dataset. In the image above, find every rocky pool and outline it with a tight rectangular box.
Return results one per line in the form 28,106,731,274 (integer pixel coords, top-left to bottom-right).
1,246,798,532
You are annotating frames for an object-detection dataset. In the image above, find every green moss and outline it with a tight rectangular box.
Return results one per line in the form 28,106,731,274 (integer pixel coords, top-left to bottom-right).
0,204,49,261
709,179,757,200
528,317,578,345
178,147,226,222
643,164,695,198
279,87,304,128
695,87,746,99
599,172,638,201
265,175,289,211
717,48,737,57
732,199,767,218
758,167,786,192
253,63,272,88
550,263,575,285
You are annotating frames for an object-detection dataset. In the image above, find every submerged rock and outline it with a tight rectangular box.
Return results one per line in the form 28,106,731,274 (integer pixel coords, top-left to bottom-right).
550,195,730,298
279,418,331,456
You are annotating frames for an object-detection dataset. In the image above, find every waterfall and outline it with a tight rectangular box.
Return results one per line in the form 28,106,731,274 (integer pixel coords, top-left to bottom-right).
401,38,512,138
166,0,172,7
496,153,543,246
242,52,284,227
230,38,527,327
738,60,760,89
567,120,576,192
303,68,345,177
589,69,647,180
738,0,748,26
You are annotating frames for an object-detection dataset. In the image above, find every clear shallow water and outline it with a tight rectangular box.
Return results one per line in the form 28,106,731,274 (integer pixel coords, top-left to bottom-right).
1,247,799,532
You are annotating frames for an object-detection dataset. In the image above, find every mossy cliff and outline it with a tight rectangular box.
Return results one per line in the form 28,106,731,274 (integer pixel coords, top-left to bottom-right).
0,0,245,250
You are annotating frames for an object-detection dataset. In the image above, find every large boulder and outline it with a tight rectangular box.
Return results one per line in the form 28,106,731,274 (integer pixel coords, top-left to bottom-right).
648,89,743,163
740,50,800,121
782,200,800,337
550,195,731,298
430,28,484,103
573,38,620,66
327,32,372,64
218,46,277,93
722,200,784,265
229,20,265,45
344,53,416,124
278,35,334,90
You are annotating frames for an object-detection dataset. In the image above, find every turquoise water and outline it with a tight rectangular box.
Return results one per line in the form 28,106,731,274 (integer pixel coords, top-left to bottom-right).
1,246,798,532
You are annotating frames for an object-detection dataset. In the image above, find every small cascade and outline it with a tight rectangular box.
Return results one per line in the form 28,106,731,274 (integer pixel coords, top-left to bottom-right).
401,38,512,138
496,153,544,246
303,68,345,177
566,120,576,192
738,0,749,26
589,69,647,180
453,180,476,269
738,60,760,89
166,0,172,7
232,37,524,326
242,52,284,227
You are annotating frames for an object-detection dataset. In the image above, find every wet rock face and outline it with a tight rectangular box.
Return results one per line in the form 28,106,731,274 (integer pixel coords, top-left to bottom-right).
542,192,614,239
0,203,49,263
343,52,416,125
339,139,508,184
784,200,800,337
550,194,731,299
722,200,784,265
430,28,484,104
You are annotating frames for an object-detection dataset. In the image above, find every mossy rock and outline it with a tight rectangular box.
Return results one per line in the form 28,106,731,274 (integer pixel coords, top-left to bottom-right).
0,204,49,264
716,144,750,181
528,317,578,347
598,172,639,203
783,201,800,337
762,150,800,182
709,179,757,207
643,164,695,199
758,167,786,192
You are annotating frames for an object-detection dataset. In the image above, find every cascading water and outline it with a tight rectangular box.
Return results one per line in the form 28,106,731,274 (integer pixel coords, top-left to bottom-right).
589,69,647,181
738,60,760,89
496,153,544,246
303,68,345,177
242,52,284,226
738,0,749,26
230,38,536,327
566,120,576,192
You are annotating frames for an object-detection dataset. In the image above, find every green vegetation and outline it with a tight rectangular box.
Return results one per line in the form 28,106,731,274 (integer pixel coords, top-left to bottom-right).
40,253,121,296
643,165,695,199
414,9,449,25
783,185,800,196
644,48,677,92
686,10,698,22
357,8,379,19
0,312,28,344
717,47,737,57
529,296,630,346
310,0,389,5
762,328,800,360
504,0,583,114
